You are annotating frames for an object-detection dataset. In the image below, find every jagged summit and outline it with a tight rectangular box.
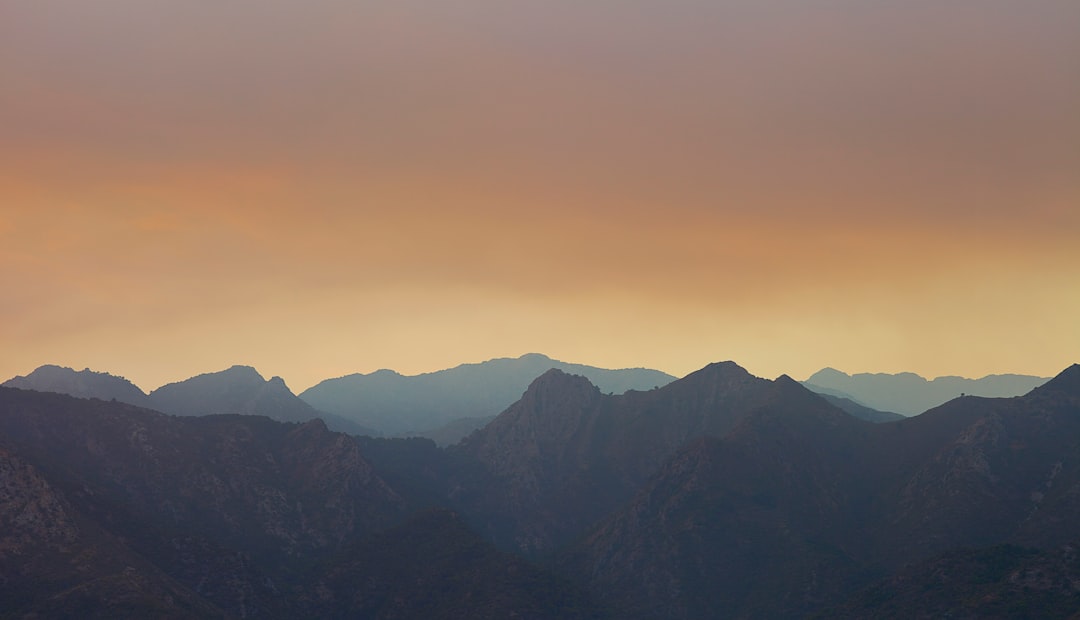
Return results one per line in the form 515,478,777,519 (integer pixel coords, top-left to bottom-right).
147,365,320,423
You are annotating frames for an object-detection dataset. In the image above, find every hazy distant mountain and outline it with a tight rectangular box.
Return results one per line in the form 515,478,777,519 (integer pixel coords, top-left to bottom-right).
804,367,1049,415
299,352,676,436
3,364,150,407
147,365,316,421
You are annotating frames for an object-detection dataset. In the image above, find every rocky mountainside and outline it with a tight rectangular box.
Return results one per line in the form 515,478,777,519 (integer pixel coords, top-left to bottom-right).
3,364,151,407
562,364,1080,618
451,362,854,555
2,362,1078,618
299,352,675,436
0,386,591,618
804,367,1049,415
825,543,1080,619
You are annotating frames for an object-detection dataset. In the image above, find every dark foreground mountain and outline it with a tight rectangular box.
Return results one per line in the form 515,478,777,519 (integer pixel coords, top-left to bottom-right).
561,363,1080,618
3,364,151,407
306,508,602,619
450,362,855,555
0,387,595,618
824,543,1080,619
804,367,1050,415
3,362,1079,618
299,353,675,436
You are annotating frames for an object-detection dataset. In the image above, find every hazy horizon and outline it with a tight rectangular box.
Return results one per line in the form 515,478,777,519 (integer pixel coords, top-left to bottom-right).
2,354,1063,396
3,1,1077,391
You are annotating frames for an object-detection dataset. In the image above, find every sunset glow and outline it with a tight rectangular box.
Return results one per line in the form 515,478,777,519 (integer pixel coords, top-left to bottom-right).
3,1,1078,390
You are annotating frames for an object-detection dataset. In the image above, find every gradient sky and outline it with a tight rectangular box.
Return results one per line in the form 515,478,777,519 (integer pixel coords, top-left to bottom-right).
2,1,1078,391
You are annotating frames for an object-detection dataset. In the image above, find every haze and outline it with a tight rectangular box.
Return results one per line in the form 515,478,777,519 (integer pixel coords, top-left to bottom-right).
2,1,1077,391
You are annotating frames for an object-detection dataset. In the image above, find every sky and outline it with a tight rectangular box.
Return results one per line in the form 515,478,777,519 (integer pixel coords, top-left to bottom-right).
2,1,1078,392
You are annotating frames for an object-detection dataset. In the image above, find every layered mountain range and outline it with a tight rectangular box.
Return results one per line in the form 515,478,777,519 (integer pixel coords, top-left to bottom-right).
299,352,677,436
804,367,1049,416
3,354,676,440
2,359,1078,617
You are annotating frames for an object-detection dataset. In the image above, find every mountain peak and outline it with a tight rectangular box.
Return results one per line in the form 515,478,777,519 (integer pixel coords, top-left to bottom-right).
518,353,554,362
1033,364,1080,397
677,360,756,388
221,365,265,381
773,374,803,389
524,368,599,396
806,367,851,382
3,364,149,405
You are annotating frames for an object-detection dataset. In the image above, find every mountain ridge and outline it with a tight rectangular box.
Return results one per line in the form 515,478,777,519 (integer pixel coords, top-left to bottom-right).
804,367,1050,415
299,353,676,436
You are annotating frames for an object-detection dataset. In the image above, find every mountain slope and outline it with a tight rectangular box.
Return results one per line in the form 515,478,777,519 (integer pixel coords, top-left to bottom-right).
563,393,873,618
817,393,904,423
451,362,859,555
563,363,1080,618
804,368,1049,415
147,365,320,423
308,508,603,619
0,387,407,616
826,543,1080,619
3,365,151,407
0,444,228,619
299,353,675,436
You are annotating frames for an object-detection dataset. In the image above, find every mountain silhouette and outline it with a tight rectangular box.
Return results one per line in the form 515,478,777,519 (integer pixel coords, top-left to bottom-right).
804,367,1049,415
3,360,1079,618
3,364,151,407
562,363,1080,617
451,362,855,555
299,352,675,436
148,365,315,420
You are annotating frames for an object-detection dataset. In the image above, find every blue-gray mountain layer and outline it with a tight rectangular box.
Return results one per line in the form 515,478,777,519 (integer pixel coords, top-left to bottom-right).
804,367,1049,416
299,353,676,436
3,364,151,407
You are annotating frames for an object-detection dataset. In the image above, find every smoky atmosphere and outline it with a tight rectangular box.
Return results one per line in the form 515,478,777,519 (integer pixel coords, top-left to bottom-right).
2,4,1080,618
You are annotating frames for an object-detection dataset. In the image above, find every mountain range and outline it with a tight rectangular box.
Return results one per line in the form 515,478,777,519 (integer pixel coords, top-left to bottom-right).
3,354,676,440
2,364,377,437
9,359,1048,442
804,367,1050,416
298,352,677,436
3,358,1078,617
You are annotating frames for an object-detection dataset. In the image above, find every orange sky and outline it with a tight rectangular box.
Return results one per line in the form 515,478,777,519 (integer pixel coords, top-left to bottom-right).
2,1,1078,391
